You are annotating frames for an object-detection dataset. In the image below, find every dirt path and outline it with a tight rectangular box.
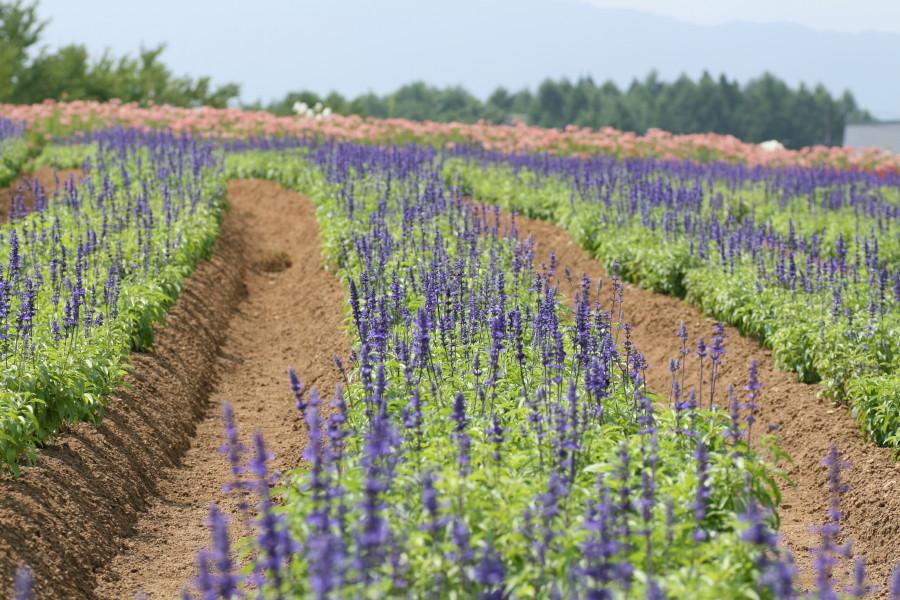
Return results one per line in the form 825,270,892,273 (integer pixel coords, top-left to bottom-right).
94,180,349,598
497,209,900,594
0,168,82,220
0,179,348,599
0,185,247,599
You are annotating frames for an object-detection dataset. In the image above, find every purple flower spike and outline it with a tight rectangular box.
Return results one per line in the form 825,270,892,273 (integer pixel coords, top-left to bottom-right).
207,504,241,598
451,393,471,476
219,403,248,512
890,564,900,599
851,557,868,598
288,367,306,413
14,564,34,600
474,543,506,592
692,440,709,541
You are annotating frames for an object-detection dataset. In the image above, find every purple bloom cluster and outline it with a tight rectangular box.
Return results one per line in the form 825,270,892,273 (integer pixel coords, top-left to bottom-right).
171,140,900,598
0,128,225,466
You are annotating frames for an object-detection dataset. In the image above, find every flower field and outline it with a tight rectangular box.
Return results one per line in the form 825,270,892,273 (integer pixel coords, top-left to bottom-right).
0,105,899,599
3,100,900,172
443,149,900,447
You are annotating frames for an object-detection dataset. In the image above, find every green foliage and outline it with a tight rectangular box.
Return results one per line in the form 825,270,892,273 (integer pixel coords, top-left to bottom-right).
266,71,872,148
224,151,785,597
0,137,29,185
0,142,225,470
0,1,239,106
33,142,96,169
447,159,900,449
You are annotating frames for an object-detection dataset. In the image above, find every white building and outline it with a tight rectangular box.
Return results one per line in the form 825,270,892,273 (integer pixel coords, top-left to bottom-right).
844,121,900,153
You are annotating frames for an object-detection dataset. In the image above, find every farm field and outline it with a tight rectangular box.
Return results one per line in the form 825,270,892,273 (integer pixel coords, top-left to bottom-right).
0,106,898,599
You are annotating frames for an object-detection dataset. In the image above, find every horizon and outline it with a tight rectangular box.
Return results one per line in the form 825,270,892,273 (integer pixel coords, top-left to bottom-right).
30,0,900,119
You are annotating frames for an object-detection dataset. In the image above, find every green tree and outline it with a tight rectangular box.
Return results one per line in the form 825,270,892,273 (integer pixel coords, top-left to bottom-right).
0,0,43,101
1,1,239,106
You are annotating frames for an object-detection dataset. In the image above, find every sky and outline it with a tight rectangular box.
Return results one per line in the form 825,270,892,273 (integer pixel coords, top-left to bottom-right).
32,0,900,118
581,0,900,33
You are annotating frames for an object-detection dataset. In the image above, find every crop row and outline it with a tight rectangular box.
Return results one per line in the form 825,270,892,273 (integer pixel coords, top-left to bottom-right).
0,119,29,187
443,150,900,447
0,129,225,470
184,144,799,598
4,131,897,596
5,101,900,173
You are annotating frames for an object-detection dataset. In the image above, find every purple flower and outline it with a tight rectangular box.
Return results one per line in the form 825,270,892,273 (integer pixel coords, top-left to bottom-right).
890,564,900,599
586,356,609,405
692,440,709,541
354,413,398,584
420,469,446,535
813,446,851,600
451,517,475,564
402,388,423,444
451,392,471,476
474,543,506,592
288,367,306,414
327,386,349,469
218,403,248,513
744,360,762,443
249,432,293,597
709,323,726,407
851,557,868,598
740,497,777,548
760,553,797,599
206,504,241,598
490,413,504,463
195,550,216,600
414,308,431,370
14,565,33,600
695,338,706,408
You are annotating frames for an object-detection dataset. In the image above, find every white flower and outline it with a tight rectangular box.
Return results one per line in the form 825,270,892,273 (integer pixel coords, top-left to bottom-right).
293,101,309,116
759,139,784,152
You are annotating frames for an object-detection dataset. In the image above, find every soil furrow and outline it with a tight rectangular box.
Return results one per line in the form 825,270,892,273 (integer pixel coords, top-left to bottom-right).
0,168,83,220
0,179,349,599
0,192,248,599
502,209,900,594
94,180,349,598
2,174,894,597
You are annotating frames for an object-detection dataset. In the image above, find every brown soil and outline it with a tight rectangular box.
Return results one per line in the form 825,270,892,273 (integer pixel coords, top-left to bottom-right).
0,170,893,597
499,209,900,594
0,168,83,220
0,179,349,599
0,187,247,599
94,180,348,598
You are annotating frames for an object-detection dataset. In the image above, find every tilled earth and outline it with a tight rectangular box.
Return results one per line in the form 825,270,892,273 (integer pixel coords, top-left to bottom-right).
0,179,897,598
498,208,900,596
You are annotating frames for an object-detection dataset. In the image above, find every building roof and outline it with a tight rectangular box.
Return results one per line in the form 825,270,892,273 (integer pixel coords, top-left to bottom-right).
844,122,900,153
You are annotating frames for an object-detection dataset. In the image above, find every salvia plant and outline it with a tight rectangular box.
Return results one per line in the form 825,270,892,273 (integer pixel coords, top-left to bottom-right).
202,143,795,598
441,149,900,448
0,118,30,187
0,127,225,470
4,129,896,597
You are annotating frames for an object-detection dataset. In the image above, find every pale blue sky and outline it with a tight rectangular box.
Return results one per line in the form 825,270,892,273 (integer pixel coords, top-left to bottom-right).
32,0,900,117
581,0,900,32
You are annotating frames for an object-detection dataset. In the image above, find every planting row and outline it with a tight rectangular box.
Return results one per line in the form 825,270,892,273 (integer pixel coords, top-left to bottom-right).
443,150,900,447
188,144,799,598
0,119,29,187
0,129,225,470
5,101,900,172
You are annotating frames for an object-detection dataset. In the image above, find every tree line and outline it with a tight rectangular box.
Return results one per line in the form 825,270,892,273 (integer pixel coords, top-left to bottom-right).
0,1,238,107
264,73,872,148
2,0,874,148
